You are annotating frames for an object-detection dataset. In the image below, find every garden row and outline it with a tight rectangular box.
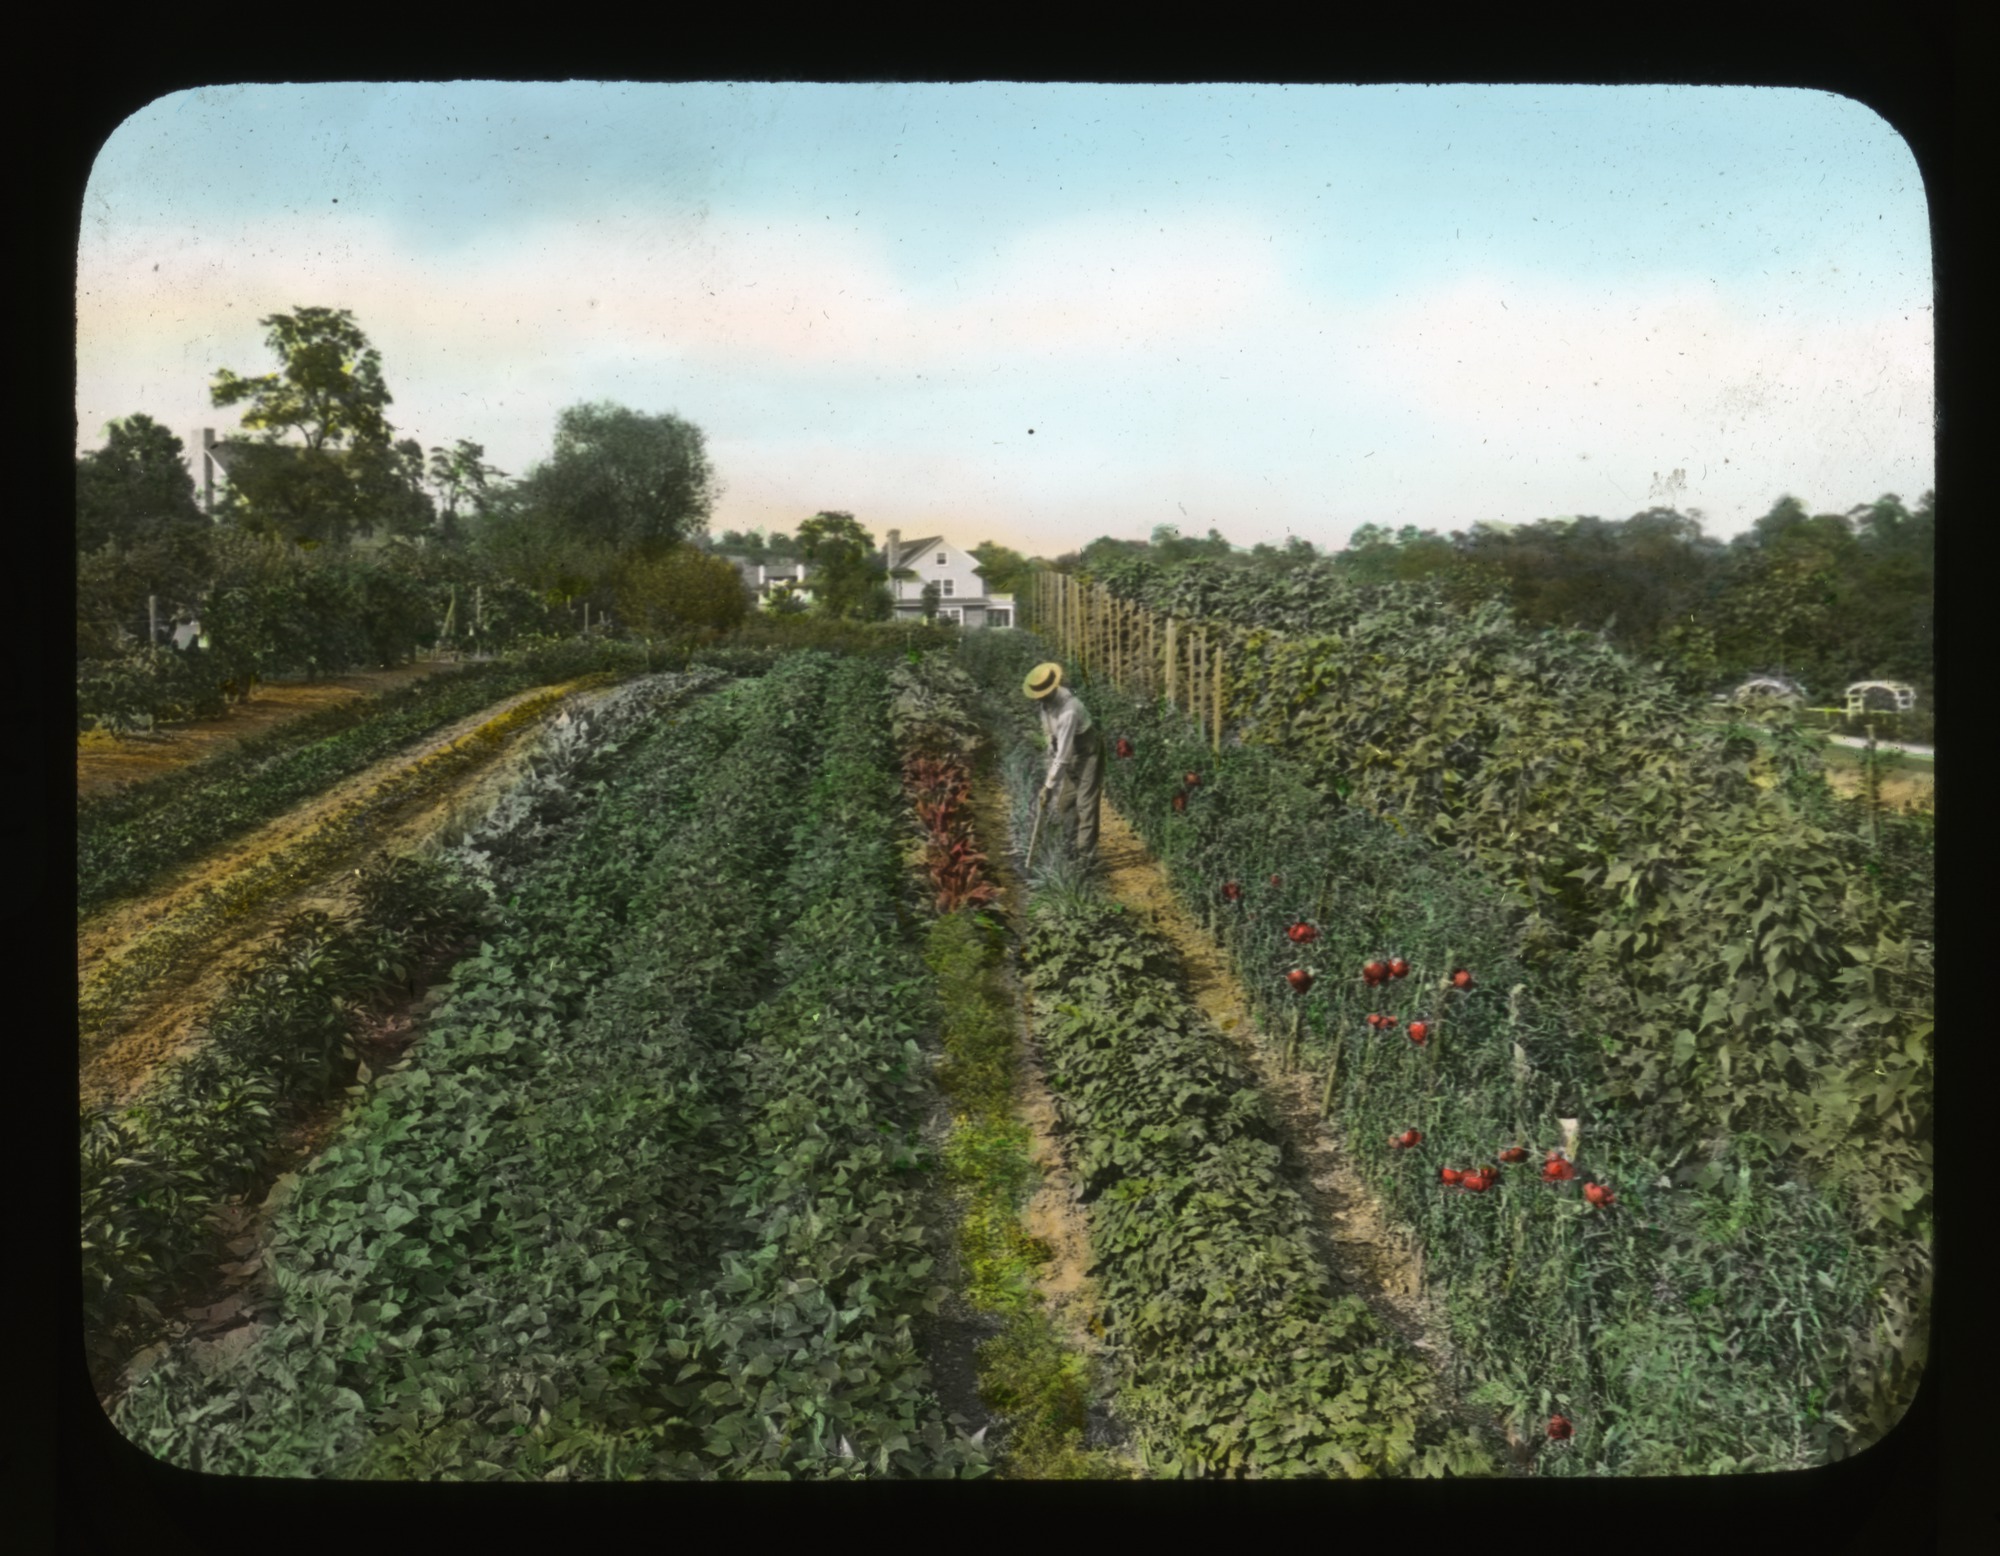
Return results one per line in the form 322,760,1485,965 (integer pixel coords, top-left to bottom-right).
960,660,1492,1479
961,629,1884,1474
78,638,671,919
82,669,720,1392
111,653,991,1479
1045,565,1933,1443
888,651,1124,1476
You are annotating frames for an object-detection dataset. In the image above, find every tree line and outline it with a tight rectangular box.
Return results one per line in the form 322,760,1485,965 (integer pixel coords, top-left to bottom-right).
1057,496,1934,726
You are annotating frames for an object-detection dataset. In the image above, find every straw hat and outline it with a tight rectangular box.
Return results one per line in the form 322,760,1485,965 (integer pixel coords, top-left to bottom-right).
1023,661,1064,699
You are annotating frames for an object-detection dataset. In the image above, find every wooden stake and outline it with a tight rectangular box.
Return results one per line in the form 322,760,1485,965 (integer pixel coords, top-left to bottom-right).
1320,1037,1341,1118
1165,617,1176,709
1212,628,1223,753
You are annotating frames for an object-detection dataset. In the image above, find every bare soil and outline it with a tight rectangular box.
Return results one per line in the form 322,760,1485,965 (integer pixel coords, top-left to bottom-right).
76,661,450,801
77,678,613,1112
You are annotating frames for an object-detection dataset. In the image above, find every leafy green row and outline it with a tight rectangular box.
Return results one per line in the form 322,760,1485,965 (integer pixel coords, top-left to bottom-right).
82,670,717,1392
1056,655,1882,1474
82,859,487,1391
1018,882,1492,1479
77,638,666,919
108,664,774,1475
112,655,987,1479
1066,568,1932,1437
634,656,987,1477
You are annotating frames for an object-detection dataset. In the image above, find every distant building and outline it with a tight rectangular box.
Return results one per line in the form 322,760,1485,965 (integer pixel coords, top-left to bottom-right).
719,556,814,611
878,531,1015,628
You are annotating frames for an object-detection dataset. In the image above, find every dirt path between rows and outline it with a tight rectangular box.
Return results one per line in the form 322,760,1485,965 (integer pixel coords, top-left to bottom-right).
77,661,453,801
78,677,615,1113
968,776,1136,1467
1089,799,1527,1471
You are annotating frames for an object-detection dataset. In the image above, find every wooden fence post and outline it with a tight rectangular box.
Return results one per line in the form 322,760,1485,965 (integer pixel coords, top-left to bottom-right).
1165,616,1177,711
1213,628,1224,752
148,594,159,646
1195,629,1207,744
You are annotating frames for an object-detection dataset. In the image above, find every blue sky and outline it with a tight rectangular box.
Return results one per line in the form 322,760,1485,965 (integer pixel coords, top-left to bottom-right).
77,82,1933,557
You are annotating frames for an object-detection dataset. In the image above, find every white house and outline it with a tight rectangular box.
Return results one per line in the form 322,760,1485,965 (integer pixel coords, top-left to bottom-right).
880,531,1015,628
721,557,813,610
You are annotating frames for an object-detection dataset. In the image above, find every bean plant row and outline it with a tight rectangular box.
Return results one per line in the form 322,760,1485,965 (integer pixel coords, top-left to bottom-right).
111,654,990,1479
960,629,1881,1475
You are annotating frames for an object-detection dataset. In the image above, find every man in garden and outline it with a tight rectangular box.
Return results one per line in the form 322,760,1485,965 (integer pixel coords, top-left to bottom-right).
1024,661,1104,865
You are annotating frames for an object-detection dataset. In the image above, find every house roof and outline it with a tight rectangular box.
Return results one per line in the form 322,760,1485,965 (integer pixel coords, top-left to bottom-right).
894,535,944,562
201,439,259,473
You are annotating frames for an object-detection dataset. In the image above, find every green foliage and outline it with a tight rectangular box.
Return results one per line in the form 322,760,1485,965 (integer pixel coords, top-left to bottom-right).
610,543,748,636
1001,650,1894,1473
510,400,717,556
969,540,1034,601
798,511,893,621
208,308,435,545
81,855,492,1387
77,643,673,919
75,414,207,552
1016,879,1492,1479
210,307,393,453
111,656,989,1479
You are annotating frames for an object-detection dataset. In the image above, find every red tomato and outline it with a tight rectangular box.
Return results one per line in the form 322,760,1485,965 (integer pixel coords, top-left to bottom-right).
1463,1174,1490,1193
1115,736,1134,758
1287,969,1314,994
1440,1167,1462,1185
1407,1020,1430,1044
1451,967,1474,989
1398,1129,1422,1148
1498,1147,1529,1164
1363,960,1388,982
1542,1156,1576,1182
1172,791,1187,814
1270,874,1283,888
1547,1415,1573,1441
1184,771,1201,788
1222,881,1243,902
1388,957,1410,978
1584,1182,1617,1208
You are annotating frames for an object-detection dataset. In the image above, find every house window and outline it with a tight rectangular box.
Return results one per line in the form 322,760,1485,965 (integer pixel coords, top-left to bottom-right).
938,578,954,596
937,552,947,565
940,606,963,624
987,609,1011,628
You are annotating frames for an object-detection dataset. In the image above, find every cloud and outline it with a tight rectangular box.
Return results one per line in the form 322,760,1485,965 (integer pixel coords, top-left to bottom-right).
76,204,1932,552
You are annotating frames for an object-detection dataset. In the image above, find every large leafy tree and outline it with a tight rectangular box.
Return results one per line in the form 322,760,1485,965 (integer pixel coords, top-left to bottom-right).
210,307,392,451
208,307,422,545
969,540,1033,599
612,544,748,636
512,401,717,556
798,511,892,620
75,414,207,551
